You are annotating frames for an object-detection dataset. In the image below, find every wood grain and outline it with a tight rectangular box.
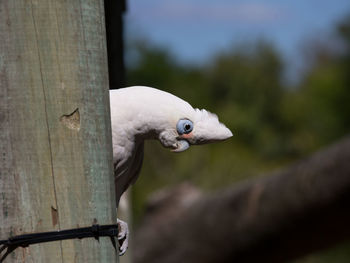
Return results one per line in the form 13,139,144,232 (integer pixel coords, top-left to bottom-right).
0,0,118,262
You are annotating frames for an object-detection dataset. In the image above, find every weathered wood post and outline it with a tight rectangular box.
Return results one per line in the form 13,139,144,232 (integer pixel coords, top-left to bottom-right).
0,1,118,262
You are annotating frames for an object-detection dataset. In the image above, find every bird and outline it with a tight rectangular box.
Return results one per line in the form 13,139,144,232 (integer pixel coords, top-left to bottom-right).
110,86,233,255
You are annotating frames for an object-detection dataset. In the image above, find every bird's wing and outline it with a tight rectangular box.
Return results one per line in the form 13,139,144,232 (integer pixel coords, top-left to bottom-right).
115,142,144,203
128,141,144,186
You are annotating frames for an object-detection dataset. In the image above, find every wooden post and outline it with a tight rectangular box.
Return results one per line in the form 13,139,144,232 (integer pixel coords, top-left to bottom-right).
0,1,118,262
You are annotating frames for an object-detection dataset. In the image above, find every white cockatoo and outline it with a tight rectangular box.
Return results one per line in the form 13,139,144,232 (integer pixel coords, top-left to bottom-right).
110,86,232,255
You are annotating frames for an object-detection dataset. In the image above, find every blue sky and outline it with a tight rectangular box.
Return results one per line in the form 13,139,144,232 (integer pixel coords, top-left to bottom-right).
126,0,350,73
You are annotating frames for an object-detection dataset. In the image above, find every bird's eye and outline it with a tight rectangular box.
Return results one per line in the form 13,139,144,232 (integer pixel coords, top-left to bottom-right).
177,119,193,135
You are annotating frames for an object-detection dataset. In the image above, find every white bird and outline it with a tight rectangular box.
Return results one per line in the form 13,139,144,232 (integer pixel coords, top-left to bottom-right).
110,86,233,255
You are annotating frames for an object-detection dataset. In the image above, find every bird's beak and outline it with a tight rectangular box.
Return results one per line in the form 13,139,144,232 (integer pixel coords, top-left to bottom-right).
171,139,190,153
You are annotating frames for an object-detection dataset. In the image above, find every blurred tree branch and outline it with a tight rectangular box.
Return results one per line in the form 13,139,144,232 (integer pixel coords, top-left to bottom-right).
134,135,350,263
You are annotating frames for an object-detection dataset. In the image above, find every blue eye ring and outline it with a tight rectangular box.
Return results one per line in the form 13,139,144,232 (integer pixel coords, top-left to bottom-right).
177,119,193,135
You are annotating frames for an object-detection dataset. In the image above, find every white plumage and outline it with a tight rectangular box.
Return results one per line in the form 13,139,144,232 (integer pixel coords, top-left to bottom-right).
109,86,232,255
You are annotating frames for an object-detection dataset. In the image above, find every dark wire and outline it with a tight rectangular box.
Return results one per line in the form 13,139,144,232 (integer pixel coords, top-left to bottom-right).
0,224,118,262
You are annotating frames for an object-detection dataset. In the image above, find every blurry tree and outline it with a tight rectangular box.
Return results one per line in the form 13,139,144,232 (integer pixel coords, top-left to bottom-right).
134,135,350,263
289,13,350,263
208,42,288,158
125,13,350,262
282,14,350,156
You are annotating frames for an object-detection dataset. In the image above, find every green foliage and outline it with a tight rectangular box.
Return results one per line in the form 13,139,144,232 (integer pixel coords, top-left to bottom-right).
293,241,350,263
126,13,350,261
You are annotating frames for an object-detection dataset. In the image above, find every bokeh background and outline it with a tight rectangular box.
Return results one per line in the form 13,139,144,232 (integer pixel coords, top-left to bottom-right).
123,1,350,262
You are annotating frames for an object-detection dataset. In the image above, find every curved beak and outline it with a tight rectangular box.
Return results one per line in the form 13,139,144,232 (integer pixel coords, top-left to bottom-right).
171,139,190,153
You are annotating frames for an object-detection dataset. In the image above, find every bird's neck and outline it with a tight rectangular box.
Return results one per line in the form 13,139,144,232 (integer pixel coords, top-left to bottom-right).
123,117,161,143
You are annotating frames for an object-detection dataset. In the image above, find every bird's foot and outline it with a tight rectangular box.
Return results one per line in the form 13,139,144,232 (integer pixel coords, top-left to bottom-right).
117,218,129,256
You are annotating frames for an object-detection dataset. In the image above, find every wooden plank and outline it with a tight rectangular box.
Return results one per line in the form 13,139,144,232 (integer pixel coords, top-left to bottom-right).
0,0,118,262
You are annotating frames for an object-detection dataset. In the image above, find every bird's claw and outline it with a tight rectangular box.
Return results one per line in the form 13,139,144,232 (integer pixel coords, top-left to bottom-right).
117,218,129,256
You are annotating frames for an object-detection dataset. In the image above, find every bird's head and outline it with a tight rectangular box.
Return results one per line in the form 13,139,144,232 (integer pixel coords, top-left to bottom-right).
138,88,233,152
158,107,232,152
111,86,232,152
